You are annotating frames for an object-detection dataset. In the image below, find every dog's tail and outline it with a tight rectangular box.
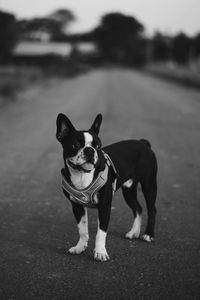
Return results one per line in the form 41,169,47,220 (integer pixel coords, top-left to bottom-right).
140,139,151,148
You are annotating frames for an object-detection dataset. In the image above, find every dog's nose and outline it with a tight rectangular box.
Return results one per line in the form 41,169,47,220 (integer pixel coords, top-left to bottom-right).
84,147,95,157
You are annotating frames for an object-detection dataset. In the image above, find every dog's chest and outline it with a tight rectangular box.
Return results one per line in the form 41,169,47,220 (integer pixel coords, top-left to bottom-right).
70,170,95,190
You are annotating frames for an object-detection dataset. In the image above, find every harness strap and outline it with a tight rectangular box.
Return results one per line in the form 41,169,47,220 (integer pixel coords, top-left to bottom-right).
102,150,118,193
102,150,118,178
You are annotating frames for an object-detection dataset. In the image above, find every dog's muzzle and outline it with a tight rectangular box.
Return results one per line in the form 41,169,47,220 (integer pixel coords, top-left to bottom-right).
83,146,96,164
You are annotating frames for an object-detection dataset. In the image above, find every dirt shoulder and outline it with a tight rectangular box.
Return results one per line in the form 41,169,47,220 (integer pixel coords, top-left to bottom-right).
145,62,200,90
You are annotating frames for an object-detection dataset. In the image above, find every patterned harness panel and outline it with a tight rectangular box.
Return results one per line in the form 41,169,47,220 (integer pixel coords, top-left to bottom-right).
61,151,118,208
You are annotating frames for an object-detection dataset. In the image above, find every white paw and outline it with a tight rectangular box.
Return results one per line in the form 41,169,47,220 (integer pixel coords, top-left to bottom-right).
142,234,154,243
94,248,110,262
68,242,88,255
125,215,142,240
125,230,140,239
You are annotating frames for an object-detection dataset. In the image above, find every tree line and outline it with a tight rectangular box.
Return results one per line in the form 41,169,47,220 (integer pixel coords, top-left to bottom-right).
150,32,200,64
0,8,200,66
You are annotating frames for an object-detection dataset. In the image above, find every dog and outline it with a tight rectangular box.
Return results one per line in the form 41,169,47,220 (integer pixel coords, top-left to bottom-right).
56,113,157,262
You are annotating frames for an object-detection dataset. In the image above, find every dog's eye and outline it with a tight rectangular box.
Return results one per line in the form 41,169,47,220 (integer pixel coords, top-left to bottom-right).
72,142,81,149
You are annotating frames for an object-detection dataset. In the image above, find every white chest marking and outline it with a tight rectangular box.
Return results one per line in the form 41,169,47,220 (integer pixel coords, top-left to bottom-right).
69,167,95,189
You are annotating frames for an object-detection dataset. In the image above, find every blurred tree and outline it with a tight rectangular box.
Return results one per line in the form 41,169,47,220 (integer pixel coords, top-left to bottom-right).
192,33,200,59
0,10,17,59
48,9,75,34
93,13,145,66
151,32,171,61
18,18,58,41
172,33,191,64
18,9,75,41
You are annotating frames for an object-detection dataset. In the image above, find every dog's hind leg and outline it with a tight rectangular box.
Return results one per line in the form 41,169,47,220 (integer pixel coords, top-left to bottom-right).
141,179,157,242
68,203,89,254
122,181,143,239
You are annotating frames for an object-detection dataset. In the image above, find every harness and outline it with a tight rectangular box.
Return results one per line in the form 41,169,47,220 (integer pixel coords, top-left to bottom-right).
61,151,118,208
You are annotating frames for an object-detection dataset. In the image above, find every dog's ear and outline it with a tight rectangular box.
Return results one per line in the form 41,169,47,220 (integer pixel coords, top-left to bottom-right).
90,114,103,135
56,113,75,142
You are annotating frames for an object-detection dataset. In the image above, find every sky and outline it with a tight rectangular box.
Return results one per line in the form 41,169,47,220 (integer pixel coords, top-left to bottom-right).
1,0,200,36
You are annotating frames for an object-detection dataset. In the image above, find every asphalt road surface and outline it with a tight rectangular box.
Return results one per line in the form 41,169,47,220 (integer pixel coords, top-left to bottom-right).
0,69,200,300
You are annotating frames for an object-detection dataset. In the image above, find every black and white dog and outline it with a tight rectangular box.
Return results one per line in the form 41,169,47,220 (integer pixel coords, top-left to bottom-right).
56,113,157,262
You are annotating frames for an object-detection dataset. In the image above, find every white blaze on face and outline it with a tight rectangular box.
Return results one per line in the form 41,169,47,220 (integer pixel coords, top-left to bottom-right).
69,132,93,166
67,132,97,188
67,131,99,188
83,132,98,165
84,132,93,146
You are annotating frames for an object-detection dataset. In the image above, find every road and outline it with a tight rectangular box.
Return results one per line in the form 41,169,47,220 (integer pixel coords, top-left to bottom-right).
0,69,200,300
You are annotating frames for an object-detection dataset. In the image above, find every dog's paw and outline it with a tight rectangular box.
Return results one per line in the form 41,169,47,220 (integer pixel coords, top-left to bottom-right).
94,248,110,262
68,243,88,255
142,234,154,243
125,230,140,239
125,215,142,240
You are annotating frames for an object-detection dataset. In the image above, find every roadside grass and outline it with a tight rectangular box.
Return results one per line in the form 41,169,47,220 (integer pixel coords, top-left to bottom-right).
145,62,200,90
0,66,43,102
0,66,46,105
0,56,91,106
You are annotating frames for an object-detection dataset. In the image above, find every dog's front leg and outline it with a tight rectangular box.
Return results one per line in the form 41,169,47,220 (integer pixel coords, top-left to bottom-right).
68,203,89,255
94,203,112,262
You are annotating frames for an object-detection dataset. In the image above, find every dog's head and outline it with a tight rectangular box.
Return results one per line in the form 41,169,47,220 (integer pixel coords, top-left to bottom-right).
56,114,103,172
